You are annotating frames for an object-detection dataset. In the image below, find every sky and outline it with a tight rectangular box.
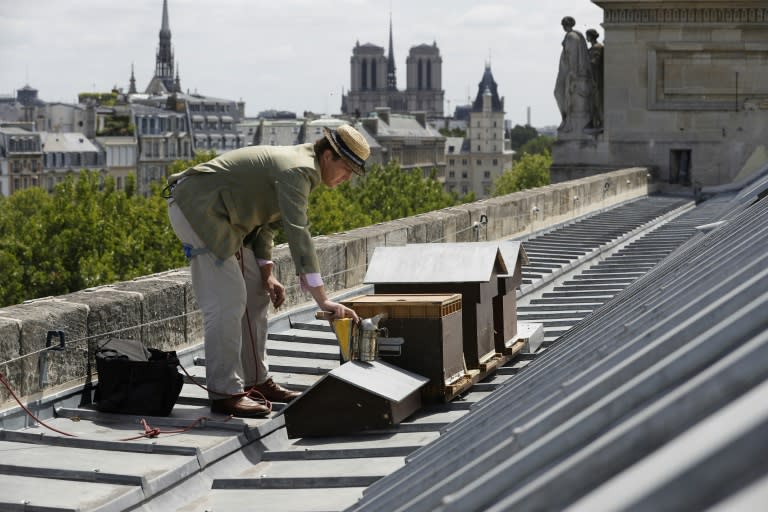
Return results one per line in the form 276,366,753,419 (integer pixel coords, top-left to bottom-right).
0,0,604,128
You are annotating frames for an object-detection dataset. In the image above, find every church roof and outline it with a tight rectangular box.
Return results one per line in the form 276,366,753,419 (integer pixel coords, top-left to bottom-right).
472,64,503,112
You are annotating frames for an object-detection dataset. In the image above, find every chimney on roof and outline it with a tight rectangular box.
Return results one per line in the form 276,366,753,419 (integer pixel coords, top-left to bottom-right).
414,111,427,128
375,107,391,125
362,116,379,136
84,102,96,139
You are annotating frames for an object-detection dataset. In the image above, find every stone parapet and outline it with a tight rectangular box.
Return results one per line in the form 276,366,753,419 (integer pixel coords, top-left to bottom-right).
0,167,650,405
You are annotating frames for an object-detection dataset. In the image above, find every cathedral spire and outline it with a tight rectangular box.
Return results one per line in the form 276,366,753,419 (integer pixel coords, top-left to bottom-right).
160,0,171,36
386,12,397,91
147,0,176,93
129,63,137,94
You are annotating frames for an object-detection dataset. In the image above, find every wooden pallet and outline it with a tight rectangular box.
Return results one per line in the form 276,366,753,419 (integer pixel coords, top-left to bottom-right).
445,336,530,400
443,369,480,402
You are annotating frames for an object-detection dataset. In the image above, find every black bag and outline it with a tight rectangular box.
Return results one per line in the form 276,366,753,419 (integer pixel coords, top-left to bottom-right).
94,338,184,416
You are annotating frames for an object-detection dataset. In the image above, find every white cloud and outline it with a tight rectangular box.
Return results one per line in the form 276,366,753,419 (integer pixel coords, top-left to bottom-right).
457,4,523,28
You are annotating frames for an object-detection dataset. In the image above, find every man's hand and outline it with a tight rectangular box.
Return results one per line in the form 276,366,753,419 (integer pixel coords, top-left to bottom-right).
263,275,286,309
258,261,285,309
301,277,358,323
319,299,359,323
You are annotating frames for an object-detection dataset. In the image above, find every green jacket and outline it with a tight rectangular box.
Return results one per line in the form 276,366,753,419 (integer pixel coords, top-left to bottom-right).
168,143,322,274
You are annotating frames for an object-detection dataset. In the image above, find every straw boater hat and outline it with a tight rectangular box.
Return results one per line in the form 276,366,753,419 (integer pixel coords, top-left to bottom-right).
323,125,370,175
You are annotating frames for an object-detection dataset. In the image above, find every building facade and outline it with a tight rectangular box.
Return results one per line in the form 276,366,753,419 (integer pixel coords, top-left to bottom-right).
39,131,104,191
553,0,768,188
0,127,43,196
95,136,138,191
184,95,244,154
444,65,514,198
43,103,88,134
131,103,192,195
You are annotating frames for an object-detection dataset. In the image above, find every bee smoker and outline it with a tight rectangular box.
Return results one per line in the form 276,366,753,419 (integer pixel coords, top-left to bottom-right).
316,311,403,363
353,314,385,361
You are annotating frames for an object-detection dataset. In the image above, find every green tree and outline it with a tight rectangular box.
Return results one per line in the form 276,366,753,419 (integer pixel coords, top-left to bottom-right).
350,162,467,224
508,124,539,151
513,135,555,162
492,153,552,196
439,127,466,138
0,187,52,305
308,185,372,236
0,171,187,307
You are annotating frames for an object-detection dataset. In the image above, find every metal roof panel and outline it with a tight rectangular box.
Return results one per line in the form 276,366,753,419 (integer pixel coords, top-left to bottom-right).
322,360,428,403
364,243,508,284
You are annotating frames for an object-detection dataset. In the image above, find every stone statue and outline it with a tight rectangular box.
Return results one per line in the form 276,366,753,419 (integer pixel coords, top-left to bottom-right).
587,28,604,129
554,16,593,135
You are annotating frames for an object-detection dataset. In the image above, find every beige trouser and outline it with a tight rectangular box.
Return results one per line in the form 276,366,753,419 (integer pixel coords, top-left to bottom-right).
167,200,270,399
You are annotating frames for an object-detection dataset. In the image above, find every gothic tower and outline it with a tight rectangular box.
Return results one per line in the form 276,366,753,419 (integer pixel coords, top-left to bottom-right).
405,42,444,115
346,40,389,116
468,63,505,168
146,0,179,94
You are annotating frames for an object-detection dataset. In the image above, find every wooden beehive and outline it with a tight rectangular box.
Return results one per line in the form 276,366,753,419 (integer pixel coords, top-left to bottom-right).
343,293,462,319
341,294,464,402
494,242,529,352
283,360,428,438
364,243,509,371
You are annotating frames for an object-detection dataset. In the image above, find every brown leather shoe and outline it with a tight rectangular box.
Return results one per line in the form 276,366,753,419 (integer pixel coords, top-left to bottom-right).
211,396,271,418
250,377,301,402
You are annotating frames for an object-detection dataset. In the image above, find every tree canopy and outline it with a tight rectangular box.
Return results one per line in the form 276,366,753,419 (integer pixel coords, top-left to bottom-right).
0,172,184,307
341,161,469,225
492,152,552,196
513,135,555,162
507,124,539,151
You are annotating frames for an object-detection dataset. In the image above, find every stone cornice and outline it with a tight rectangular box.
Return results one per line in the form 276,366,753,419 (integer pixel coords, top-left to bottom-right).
599,6,768,24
